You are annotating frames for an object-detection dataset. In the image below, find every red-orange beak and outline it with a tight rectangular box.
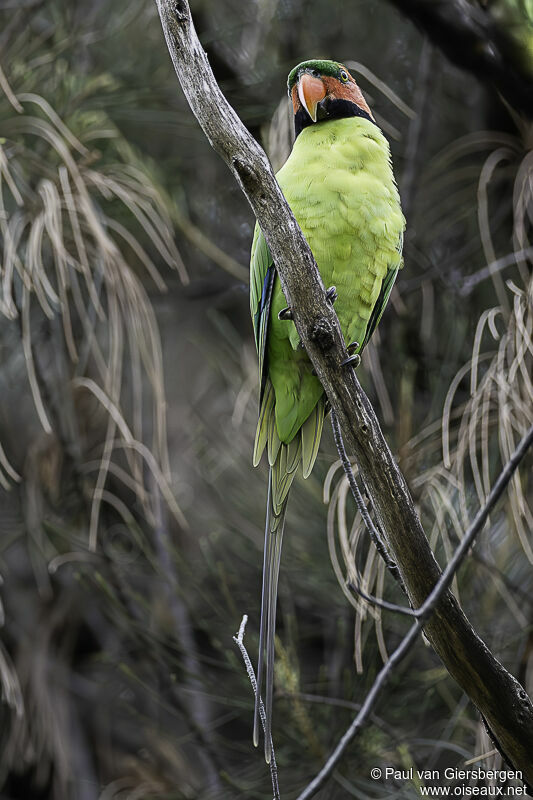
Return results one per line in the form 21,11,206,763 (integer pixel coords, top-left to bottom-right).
298,73,327,122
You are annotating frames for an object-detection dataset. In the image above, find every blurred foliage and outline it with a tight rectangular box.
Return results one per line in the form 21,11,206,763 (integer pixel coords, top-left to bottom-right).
482,0,533,72
0,1,531,799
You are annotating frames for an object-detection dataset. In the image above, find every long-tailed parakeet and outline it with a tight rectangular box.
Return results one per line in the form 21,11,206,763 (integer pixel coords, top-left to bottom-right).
249,59,405,761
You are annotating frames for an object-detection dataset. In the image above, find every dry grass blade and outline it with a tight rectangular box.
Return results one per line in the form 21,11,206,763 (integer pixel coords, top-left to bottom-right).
0,60,22,113
1,71,188,550
420,125,533,566
0,440,21,486
345,60,416,119
326,459,391,673
477,147,515,314
73,378,187,531
20,286,53,434
0,639,24,717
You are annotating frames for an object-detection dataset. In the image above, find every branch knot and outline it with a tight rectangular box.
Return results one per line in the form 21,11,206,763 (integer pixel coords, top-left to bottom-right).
173,0,189,24
232,158,259,193
308,316,335,351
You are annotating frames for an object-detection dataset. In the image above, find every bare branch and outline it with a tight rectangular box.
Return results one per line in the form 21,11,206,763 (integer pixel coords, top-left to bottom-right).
233,616,280,800
347,581,415,616
298,423,533,799
155,0,533,783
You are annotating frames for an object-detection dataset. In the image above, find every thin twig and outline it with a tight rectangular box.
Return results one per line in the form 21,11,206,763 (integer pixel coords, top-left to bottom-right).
330,410,402,585
330,413,388,560
296,423,533,800
460,247,533,295
296,621,420,800
233,616,280,800
346,581,414,616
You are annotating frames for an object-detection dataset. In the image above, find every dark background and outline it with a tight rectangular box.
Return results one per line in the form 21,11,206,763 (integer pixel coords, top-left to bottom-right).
0,1,532,798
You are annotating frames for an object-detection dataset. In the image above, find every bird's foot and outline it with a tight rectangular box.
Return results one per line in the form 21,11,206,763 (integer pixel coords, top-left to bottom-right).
341,353,361,369
342,354,361,368
342,342,361,369
326,285,338,304
280,287,336,321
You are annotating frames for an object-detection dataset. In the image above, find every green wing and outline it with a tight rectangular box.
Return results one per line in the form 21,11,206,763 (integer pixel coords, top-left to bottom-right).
360,233,403,352
250,223,275,403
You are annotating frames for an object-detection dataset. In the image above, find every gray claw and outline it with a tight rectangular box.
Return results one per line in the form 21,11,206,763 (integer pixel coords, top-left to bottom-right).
341,353,361,369
278,306,293,320
326,286,338,304
347,341,360,355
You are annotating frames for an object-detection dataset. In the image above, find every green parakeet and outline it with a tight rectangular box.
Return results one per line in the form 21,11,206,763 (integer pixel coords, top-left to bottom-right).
249,59,405,761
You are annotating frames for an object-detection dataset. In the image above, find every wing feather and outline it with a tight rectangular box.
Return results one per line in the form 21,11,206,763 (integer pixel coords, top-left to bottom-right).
360,233,403,351
253,380,274,466
250,223,275,405
301,397,326,479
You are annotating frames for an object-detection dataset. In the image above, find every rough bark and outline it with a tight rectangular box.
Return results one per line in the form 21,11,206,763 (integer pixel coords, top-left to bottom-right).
155,0,533,783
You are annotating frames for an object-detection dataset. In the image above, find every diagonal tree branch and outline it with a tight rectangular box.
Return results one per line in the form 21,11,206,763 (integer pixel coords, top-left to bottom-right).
298,422,533,799
155,0,533,784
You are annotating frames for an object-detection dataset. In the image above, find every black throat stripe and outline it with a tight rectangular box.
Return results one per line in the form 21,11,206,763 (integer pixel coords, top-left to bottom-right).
294,98,376,138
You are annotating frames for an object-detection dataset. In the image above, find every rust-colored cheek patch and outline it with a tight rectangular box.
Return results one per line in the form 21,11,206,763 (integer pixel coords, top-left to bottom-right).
322,76,375,120
291,73,375,121
291,84,300,115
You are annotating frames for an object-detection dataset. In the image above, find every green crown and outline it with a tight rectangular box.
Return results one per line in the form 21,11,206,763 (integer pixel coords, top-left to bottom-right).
287,60,346,91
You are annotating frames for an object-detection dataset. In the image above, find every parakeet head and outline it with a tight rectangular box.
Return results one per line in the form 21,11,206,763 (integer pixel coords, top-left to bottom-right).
287,59,374,137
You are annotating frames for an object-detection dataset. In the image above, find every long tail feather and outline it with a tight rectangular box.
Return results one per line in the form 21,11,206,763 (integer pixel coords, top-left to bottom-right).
253,468,287,763
253,476,272,748
264,513,284,763
252,399,322,760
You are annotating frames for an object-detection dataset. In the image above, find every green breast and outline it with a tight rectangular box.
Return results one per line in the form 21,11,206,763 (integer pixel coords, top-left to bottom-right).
268,116,405,442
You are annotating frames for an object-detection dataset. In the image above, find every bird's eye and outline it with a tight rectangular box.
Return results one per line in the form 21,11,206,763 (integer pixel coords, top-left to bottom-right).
340,70,349,82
